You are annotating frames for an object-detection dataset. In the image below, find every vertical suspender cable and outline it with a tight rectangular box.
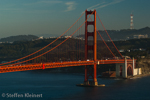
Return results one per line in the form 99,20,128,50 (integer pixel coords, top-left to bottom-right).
96,13,123,59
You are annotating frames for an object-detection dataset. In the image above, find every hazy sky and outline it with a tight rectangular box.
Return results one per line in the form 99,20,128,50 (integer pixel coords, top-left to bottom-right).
0,0,150,38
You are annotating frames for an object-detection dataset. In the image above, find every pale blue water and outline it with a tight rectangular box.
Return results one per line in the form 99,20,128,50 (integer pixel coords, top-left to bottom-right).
0,71,150,100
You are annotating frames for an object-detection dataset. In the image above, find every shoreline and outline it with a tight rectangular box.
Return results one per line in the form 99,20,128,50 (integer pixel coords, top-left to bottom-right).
99,73,150,79
128,73,150,79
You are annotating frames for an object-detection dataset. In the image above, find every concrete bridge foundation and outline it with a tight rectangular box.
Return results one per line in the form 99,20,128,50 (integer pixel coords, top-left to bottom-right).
116,58,135,78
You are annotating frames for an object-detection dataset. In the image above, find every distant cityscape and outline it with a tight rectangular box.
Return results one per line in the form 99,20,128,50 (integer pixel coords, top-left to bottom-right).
133,34,148,39
0,27,150,44
0,35,85,44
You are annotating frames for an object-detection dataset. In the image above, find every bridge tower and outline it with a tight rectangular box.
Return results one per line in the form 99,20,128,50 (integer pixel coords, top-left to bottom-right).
84,10,98,86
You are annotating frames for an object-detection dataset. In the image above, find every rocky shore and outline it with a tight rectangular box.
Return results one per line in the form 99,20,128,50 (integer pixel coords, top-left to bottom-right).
136,58,150,74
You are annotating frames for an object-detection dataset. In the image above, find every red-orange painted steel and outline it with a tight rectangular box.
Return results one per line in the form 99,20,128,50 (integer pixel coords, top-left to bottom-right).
84,10,97,83
85,9,88,60
94,10,97,61
42,64,45,70
0,10,137,81
85,9,88,82
93,10,97,82
0,59,127,73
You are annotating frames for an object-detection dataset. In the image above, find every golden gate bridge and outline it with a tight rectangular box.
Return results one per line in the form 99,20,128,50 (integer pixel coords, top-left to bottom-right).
0,10,136,86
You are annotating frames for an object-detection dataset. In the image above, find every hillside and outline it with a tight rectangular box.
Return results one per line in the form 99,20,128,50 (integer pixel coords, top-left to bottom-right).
0,37,149,62
103,27,150,41
78,27,150,41
0,35,39,42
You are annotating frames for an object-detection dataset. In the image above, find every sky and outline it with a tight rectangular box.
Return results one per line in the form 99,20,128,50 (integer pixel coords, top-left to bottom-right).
0,0,150,38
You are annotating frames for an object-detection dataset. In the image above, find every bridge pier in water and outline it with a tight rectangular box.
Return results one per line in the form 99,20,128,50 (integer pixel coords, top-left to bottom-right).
84,64,98,86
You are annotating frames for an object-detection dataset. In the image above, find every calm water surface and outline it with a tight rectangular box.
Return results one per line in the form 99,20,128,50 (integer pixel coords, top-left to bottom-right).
0,71,150,100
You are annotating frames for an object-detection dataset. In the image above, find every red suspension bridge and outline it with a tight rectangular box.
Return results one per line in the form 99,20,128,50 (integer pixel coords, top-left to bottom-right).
0,10,136,86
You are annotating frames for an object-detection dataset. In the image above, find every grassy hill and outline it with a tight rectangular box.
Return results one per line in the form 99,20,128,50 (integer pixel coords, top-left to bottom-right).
0,35,38,42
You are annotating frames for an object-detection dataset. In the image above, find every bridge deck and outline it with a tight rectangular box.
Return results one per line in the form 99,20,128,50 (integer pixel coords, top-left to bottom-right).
0,59,126,73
